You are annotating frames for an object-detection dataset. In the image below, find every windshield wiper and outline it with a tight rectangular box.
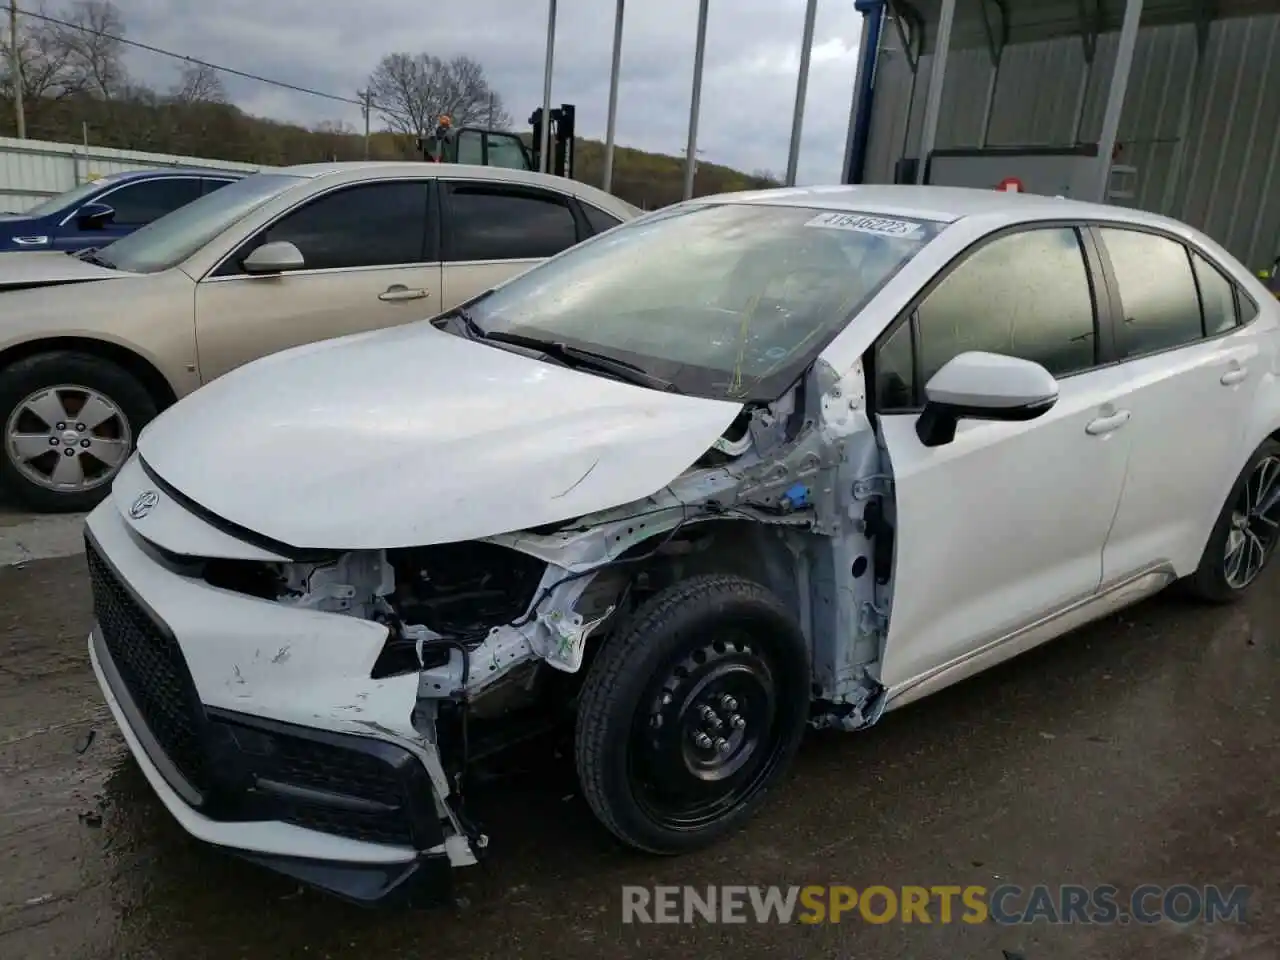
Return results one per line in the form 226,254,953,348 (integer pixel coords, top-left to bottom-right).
449,306,485,339
484,331,678,393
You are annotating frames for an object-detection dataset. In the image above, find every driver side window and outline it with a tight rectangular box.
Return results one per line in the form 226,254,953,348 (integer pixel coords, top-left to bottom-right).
874,227,1100,410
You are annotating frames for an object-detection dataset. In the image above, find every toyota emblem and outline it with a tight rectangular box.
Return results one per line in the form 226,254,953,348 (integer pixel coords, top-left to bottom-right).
129,490,160,519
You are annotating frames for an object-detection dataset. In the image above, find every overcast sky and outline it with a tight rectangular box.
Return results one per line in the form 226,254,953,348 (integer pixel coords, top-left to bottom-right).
120,0,863,183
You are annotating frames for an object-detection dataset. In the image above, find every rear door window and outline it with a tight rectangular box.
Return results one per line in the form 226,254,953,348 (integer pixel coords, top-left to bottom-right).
105,177,204,226
443,184,579,261
201,178,237,196
1190,251,1239,336
1099,227,1203,356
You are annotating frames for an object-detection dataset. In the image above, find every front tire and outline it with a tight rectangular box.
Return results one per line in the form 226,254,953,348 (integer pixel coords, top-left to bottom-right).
574,574,810,855
1184,439,1280,603
0,352,156,513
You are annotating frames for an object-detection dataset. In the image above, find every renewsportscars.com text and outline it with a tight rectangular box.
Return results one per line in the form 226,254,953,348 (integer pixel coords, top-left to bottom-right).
621,884,1252,925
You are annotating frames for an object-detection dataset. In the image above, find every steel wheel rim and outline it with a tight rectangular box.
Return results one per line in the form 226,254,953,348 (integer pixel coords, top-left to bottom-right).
1224,455,1280,590
627,628,788,831
4,384,132,493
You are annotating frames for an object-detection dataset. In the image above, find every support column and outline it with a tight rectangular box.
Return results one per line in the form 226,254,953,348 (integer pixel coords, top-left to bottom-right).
786,0,819,185
539,0,557,174
602,0,625,192
1091,0,1144,201
684,0,710,200
841,1,881,184
915,0,957,184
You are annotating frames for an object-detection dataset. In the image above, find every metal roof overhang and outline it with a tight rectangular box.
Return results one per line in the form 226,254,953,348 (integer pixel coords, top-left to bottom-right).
891,0,1280,52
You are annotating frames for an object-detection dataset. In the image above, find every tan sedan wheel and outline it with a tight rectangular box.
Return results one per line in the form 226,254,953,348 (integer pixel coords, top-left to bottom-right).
0,351,156,512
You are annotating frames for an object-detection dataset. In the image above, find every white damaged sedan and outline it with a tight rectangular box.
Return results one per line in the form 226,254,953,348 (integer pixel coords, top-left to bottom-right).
86,185,1280,904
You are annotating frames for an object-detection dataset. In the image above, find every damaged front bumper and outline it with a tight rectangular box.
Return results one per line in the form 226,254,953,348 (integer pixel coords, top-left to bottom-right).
84,501,475,906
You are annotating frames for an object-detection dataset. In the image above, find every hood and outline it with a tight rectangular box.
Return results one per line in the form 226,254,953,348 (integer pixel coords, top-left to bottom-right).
137,322,744,550
0,251,126,291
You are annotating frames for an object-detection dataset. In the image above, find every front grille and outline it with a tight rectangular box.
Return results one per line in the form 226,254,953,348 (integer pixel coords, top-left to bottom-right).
279,803,414,847
87,538,210,793
270,736,408,807
216,713,423,848
87,534,439,851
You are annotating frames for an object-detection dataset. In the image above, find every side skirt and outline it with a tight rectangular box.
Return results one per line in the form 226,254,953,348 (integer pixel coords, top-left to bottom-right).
881,563,1177,712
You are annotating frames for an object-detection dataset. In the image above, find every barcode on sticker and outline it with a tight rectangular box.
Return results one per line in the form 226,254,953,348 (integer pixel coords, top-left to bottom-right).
805,212,922,238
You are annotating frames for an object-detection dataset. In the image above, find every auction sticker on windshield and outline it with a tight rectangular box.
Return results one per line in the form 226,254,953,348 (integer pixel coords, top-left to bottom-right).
805,212,923,238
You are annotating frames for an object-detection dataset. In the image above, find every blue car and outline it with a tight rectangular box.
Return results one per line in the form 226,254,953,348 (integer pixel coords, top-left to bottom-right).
0,168,245,253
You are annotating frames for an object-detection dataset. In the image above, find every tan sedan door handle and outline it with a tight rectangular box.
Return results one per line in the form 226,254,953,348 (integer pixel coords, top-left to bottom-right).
1086,410,1131,436
379,284,429,302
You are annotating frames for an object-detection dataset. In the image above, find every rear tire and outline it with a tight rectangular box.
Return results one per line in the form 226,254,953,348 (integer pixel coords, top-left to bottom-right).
0,351,156,513
574,574,810,855
1183,439,1280,604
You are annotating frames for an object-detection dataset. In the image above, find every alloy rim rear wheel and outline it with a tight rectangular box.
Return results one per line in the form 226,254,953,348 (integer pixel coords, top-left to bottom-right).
1223,454,1280,590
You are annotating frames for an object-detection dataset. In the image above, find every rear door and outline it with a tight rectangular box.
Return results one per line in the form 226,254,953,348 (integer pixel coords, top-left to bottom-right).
439,180,587,309
193,178,441,381
871,224,1133,692
1093,225,1267,581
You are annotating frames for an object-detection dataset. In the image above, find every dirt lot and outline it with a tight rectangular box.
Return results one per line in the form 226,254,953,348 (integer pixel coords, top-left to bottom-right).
0,553,1276,960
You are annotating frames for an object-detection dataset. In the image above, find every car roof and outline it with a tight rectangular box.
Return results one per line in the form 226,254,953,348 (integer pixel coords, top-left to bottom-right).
274,161,635,213
695,183,1186,232
97,168,247,183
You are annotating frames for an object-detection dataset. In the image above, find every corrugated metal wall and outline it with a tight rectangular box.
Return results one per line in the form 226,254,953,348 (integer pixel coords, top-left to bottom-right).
864,8,1280,270
0,136,271,213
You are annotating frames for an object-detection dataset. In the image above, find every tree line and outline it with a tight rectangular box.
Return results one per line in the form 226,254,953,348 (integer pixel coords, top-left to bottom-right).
0,1,778,208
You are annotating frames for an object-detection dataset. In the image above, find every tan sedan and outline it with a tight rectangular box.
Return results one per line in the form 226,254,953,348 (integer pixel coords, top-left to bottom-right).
0,162,637,511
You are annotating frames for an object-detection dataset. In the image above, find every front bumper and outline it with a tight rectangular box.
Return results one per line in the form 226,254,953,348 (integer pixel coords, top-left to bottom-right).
84,502,464,906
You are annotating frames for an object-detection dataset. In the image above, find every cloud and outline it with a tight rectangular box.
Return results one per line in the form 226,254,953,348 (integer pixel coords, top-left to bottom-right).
118,0,863,184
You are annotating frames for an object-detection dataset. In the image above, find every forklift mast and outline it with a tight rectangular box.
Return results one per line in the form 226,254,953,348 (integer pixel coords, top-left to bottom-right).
414,103,576,179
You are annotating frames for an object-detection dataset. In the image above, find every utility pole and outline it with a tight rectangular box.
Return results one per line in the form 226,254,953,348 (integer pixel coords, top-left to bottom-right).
487,92,494,128
10,0,25,139
359,90,371,159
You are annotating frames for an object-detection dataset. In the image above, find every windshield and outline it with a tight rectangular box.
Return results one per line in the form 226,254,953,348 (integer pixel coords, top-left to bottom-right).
22,175,126,218
100,173,306,274
466,202,943,401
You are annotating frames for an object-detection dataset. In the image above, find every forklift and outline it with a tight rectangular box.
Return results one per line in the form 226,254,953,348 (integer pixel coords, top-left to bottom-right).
1260,254,1280,298
415,103,576,179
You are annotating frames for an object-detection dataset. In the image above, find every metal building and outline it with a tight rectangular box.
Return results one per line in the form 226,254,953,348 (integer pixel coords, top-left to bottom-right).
843,0,1280,272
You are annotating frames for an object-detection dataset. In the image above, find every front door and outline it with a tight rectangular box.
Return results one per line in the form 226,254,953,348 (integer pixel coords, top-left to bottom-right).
870,225,1133,692
193,179,442,381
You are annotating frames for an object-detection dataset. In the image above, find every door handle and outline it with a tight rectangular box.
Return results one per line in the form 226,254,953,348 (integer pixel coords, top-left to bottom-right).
1086,410,1131,436
1220,367,1248,386
378,285,429,302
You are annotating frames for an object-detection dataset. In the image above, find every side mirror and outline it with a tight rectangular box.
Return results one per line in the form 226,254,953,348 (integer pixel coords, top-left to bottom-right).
76,201,115,230
916,351,1059,448
241,240,305,275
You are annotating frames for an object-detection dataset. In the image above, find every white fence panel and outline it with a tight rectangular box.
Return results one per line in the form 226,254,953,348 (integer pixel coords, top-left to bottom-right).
0,135,275,212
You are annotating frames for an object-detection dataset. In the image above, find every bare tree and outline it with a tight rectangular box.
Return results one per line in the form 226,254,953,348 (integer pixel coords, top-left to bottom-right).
0,1,84,103
58,0,127,98
169,62,226,104
366,52,511,138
